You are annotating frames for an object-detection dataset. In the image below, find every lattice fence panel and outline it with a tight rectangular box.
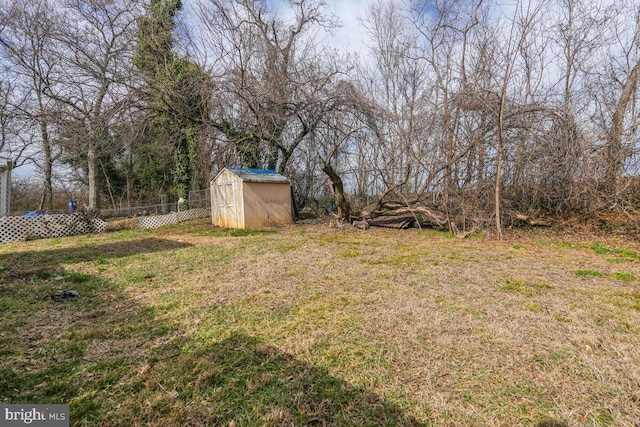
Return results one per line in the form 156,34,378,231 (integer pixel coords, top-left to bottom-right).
0,214,106,243
139,213,178,229
1,208,210,243
139,208,210,230
177,208,210,222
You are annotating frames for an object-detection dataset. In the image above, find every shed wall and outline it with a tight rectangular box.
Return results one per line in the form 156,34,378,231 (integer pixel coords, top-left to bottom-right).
242,182,292,228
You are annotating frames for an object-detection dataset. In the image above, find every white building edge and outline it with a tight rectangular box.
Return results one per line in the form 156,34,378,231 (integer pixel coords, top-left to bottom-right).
0,157,12,216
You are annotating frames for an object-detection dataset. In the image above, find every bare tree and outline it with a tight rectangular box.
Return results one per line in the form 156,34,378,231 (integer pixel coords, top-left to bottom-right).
0,77,30,168
318,125,355,221
532,0,613,211
0,0,64,210
486,1,546,238
586,0,640,207
359,0,427,205
604,58,640,199
411,0,487,199
194,0,345,175
44,0,141,210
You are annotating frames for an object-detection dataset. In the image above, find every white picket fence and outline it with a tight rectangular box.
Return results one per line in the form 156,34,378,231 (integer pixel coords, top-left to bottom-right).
0,208,211,243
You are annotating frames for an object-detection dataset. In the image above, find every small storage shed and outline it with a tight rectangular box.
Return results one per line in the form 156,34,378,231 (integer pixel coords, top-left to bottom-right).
210,167,293,229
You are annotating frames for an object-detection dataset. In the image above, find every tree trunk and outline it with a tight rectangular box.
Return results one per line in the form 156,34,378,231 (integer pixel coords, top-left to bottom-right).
277,147,293,175
174,136,191,205
605,60,640,198
494,126,504,240
38,119,53,211
126,146,133,208
322,162,350,221
267,142,278,171
87,143,100,210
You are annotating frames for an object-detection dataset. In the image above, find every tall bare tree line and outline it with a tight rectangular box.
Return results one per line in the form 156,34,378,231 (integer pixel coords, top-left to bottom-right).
1,0,639,235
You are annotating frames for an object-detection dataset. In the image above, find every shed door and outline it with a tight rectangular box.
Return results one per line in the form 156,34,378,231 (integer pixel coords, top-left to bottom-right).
216,180,238,227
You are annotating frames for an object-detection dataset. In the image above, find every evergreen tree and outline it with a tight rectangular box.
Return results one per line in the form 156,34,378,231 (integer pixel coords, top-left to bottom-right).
135,0,210,205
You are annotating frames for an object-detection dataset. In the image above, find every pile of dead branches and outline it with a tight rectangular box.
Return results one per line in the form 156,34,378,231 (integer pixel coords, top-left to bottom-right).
350,200,449,230
349,199,553,235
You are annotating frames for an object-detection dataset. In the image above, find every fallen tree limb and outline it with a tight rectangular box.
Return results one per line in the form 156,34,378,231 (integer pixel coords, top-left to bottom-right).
511,211,552,227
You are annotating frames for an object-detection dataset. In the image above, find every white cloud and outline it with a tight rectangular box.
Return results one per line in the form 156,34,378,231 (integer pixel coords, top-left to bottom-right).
323,0,372,53
268,0,392,55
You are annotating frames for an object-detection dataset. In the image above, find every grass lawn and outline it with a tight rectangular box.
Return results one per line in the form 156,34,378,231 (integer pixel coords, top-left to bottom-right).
1,219,639,426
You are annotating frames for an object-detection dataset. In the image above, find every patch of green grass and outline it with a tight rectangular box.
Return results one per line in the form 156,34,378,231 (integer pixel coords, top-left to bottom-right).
385,253,416,266
573,269,636,281
71,391,102,423
538,239,579,249
617,249,640,260
591,243,640,262
340,249,361,257
512,244,527,250
503,279,536,296
502,279,553,297
122,269,157,283
591,243,612,255
573,269,605,278
124,333,415,427
285,266,308,278
446,253,474,262
433,295,447,305
361,253,414,267
35,270,53,279
602,291,640,312
525,302,543,312
276,243,301,253
615,321,639,333
93,257,109,265
159,221,279,238
229,228,279,237
65,271,92,284
416,229,455,238
318,233,368,245
611,272,637,282
591,407,614,426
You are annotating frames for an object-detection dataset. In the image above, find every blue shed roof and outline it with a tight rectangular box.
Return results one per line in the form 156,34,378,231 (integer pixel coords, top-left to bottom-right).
227,167,278,175
213,167,290,184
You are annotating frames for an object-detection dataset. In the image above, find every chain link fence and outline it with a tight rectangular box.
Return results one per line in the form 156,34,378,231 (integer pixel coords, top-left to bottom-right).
98,189,211,219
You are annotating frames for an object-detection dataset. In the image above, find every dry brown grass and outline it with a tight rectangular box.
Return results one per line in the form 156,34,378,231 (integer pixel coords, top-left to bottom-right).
1,220,639,426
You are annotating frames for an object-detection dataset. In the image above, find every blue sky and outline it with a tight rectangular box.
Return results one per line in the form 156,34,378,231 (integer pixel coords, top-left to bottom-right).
267,0,399,54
